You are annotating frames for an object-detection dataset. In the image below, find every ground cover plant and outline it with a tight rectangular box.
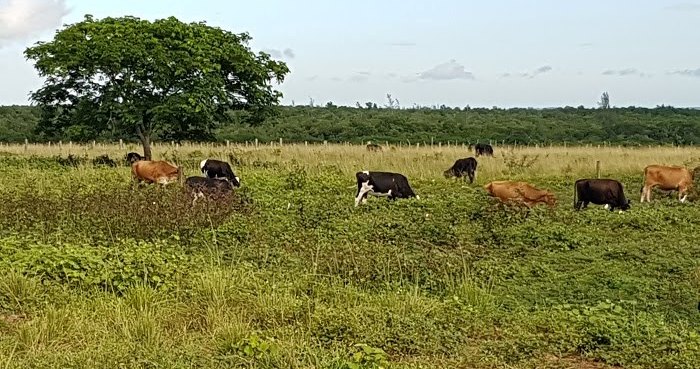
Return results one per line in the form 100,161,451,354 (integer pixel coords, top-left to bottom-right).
0,143,699,368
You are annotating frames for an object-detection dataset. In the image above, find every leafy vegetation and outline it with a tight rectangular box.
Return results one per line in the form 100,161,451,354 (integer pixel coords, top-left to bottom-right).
3,104,700,147
0,143,698,368
24,15,289,159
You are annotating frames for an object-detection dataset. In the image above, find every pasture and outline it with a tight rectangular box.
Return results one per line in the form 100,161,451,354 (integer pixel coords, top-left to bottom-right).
0,143,699,369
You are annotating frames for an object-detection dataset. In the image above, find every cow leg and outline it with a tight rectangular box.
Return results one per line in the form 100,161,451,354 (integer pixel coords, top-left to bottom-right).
582,201,589,209
355,181,372,207
468,171,474,184
640,186,647,203
575,200,584,210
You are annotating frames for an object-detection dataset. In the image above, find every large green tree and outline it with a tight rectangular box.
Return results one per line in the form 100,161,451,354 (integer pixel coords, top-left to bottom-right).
25,15,289,159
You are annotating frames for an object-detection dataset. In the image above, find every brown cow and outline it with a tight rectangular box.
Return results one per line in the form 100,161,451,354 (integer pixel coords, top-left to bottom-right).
131,160,182,185
484,180,556,208
640,165,693,203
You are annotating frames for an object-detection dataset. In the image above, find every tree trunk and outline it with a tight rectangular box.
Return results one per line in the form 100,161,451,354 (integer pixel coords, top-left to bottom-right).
141,138,152,161
136,126,152,160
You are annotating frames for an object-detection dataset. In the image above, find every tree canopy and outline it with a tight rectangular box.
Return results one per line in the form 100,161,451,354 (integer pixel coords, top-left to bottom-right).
24,15,289,159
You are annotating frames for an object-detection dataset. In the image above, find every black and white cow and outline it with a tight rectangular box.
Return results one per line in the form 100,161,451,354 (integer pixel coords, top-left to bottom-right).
354,171,419,206
185,176,234,205
444,157,478,183
574,178,631,212
200,159,241,187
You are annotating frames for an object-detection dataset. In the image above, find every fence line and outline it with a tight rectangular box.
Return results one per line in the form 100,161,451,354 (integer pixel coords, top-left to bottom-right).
0,139,695,151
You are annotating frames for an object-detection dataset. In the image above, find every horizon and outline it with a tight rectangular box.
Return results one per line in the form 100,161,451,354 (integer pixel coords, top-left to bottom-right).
1,1,699,108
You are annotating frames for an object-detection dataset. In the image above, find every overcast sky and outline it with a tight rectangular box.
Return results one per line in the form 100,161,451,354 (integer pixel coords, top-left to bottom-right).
1,0,699,108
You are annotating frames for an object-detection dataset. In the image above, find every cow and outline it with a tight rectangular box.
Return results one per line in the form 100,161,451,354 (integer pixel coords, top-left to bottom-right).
200,159,241,187
574,179,630,211
640,165,693,203
484,180,556,208
366,143,383,152
355,171,419,206
475,143,494,157
125,152,144,164
444,157,478,183
131,160,182,185
185,176,234,205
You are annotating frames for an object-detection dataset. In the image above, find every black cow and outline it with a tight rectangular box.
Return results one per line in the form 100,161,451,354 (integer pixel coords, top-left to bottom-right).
185,176,235,205
200,159,241,187
355,171,419,206
125,152,144,164
474,143,494,157
444,157,478,183
574,179,631,211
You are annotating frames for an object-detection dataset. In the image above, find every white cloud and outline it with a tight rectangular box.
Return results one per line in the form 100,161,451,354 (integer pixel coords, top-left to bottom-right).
602,68,649,77
262,48,295,59
0,0,69,46
348,73,369,83
516,65,553,79
418,60,474,81
669,68,700,77
283,48,295,58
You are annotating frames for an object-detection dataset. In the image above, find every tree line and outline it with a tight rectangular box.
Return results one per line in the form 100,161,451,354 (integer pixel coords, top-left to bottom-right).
2,104,699,146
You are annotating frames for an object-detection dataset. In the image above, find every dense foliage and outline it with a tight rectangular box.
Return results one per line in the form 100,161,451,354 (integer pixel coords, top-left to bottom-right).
23,15,288,159
2,105,700,146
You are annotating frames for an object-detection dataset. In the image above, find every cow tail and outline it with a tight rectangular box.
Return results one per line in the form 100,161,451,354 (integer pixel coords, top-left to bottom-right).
573,181,577,210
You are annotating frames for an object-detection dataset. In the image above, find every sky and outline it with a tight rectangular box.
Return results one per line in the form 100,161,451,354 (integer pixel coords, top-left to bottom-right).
1,0,699,108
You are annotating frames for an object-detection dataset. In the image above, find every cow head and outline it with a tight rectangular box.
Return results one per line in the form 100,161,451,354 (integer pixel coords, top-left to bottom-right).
229,175,241,188
125,152,144,165
541,192,557,208
443,168,455,178
620,199,631,211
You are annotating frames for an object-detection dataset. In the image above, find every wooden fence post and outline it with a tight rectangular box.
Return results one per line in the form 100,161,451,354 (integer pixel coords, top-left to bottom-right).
279,138,283,146
596,160,601,178
255,138,259,147
24,138,28,152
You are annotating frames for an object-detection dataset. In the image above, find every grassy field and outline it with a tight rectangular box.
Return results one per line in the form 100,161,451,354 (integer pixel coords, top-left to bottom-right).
0,143,699,368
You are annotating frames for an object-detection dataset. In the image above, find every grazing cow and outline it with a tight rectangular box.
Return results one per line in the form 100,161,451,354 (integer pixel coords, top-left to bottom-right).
474,143,494,157
444,157,478,183
355,171,419,206
366,143,383,152
131,160,182,185
125,152,144,164
185,176,234,205
641,165,693,203
484,180,556,208
200,159,241,187
574,179,630,211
